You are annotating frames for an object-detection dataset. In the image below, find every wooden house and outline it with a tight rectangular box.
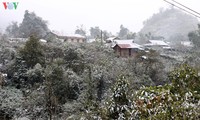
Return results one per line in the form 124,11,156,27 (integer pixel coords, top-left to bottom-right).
113,43,143,57
46,31,86,43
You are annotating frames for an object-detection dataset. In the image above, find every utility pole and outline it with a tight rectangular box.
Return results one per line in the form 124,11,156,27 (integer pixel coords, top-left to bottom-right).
100,30,103,45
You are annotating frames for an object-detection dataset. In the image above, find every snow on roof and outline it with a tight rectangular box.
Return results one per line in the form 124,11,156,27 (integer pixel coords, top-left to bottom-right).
114,39,135,44
146,40,169,46
66,34,86,38
181,41,193,47
106,37,119,41
9,38,28,41
116,44,131,48
113,39,143,49
163,46,172,49
114,43,143,49
51,31,85,38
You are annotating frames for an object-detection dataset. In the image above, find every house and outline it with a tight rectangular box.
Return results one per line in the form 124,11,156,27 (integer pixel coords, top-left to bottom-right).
8,38,28,42
62,34,86,43
180,41,193,47
145,40,169,46
112,39,143,57
46,31,86,43
144,40,171,50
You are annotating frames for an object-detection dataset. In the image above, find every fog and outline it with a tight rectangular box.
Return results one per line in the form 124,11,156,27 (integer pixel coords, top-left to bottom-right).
0,0,200,34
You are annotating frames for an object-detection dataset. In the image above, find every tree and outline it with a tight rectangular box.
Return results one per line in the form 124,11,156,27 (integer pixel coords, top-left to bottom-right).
169,64,200,95
102,30,111,40
27,63,44,86
44,65,61,120
188,24,200,49
0,87,23,119
83,75,133,120
0,47,15,65
5,21,19,37
118,25,129,39
127,32,136,39
136,33,149,44
45,61,82,105
43,62,82,120
42,43,64,63
90,26,101,39
132,65,200,119
19,10,49,38
64,46,85,75
10,56,28,89
134,84,200,119
143,50,165,85
75,25,86,36
105,76,131,119
19,35,45,68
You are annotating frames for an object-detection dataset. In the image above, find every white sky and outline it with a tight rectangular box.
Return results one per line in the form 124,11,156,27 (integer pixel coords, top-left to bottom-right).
0,0,200,34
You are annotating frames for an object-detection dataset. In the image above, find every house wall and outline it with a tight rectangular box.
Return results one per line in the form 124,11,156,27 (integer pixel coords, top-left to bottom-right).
120,49,129,57
64,38,85,43
113,45,121,56
130,48,138,57
113,45,138,57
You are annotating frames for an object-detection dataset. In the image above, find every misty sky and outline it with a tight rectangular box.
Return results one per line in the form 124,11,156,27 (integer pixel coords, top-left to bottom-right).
0,0,200,34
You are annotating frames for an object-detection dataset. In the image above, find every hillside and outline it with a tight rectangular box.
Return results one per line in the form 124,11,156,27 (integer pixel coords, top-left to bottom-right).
140,8,199,42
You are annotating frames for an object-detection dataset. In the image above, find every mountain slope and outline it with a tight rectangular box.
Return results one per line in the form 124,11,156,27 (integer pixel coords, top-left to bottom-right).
140,8,199,42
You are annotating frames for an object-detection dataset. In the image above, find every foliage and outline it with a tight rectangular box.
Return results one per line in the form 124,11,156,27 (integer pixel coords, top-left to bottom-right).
75,25,86,36
135,33,149,44
134,84,200,119
63,45,85,75
102,30,111,40
27,63,44,86
0,47,15,66
84,76,132,120
169,64,200,95
1,30,200,119
132,64,200,119
10,56,28,89
106,76,131,119
19,35,45,68
118,24,129,39
5,10,49,38
20,87,47,119
44,64,62,119
0,87,23,119
90,26,101,39
142,50,166,85
128,50,167,86
19,10,49,38
127,32,136,39
83,64,200,120
45,63,81,105
42,43,64,63
79,65,97,112
188,24,200,49
5,21,19,38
